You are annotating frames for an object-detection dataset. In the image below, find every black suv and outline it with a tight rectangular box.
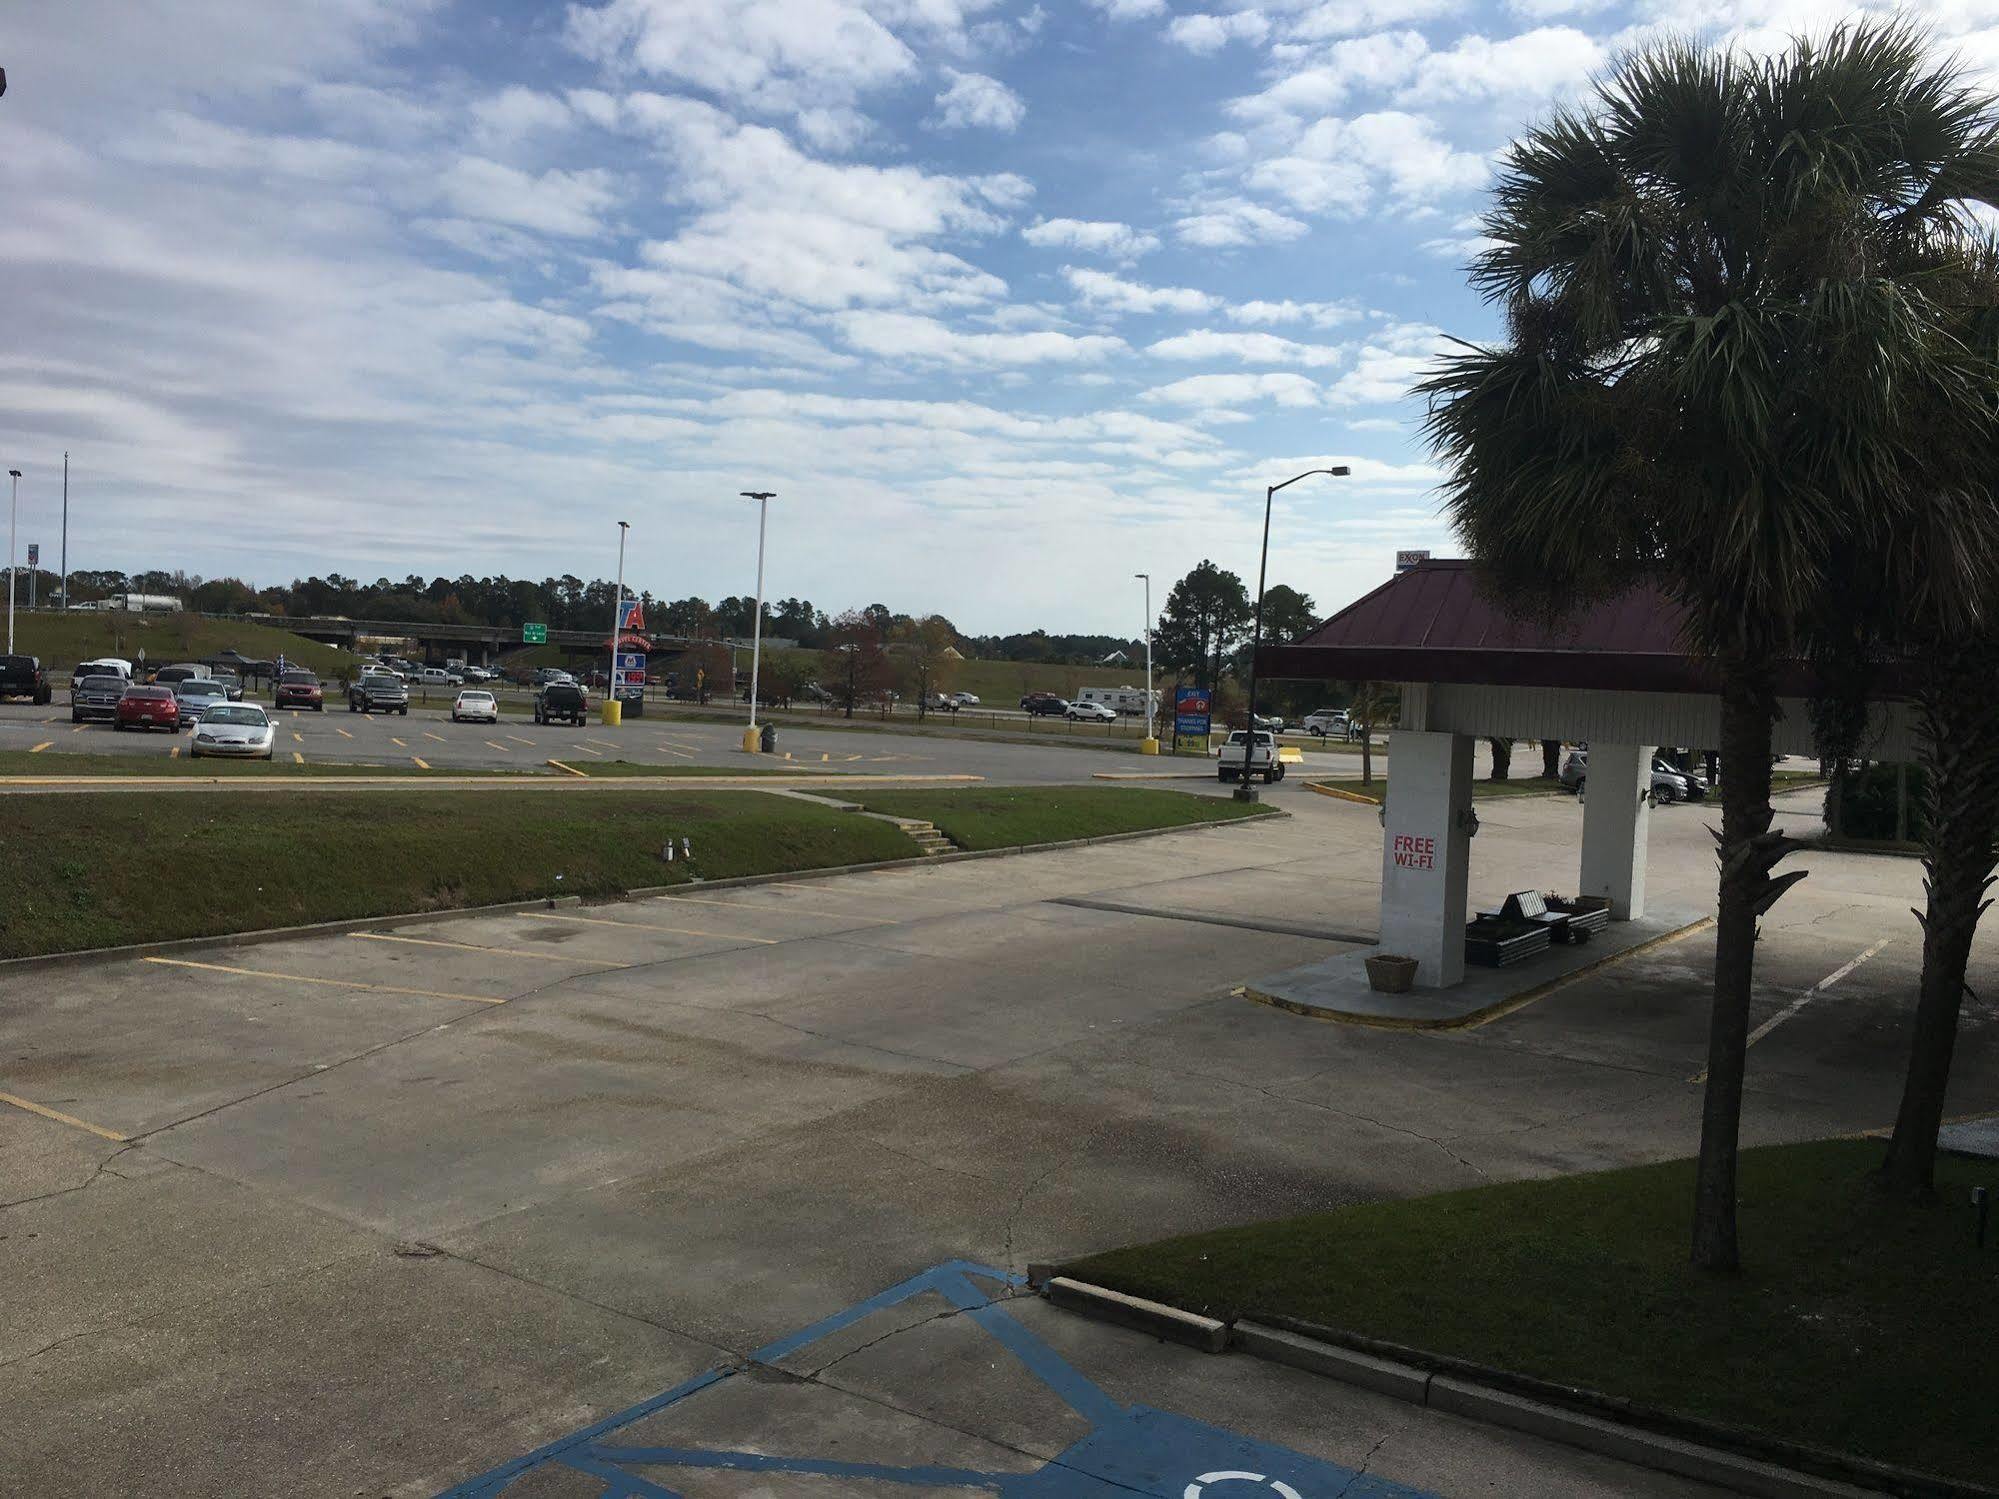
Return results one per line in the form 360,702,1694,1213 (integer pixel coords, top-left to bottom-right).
348,673,410,715
534,681,587,726
0,655,51,705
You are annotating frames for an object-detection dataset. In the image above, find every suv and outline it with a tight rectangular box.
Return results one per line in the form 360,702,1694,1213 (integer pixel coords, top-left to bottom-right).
1020,692,1068,717
349,673,410,715
274,669,324,711
535,680,588,726
0,654,52,705
1301,709,1353,739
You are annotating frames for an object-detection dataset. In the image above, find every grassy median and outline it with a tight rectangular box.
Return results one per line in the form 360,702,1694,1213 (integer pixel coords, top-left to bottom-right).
851,785,1272,849
1064,1138,1996,1483
0,789,915,958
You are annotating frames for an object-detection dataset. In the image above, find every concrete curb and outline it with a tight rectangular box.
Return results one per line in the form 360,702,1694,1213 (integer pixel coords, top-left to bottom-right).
1302,780,1382,805
1042,1286,1982,1499
2,808,1285,971
1046,1278,1227,1354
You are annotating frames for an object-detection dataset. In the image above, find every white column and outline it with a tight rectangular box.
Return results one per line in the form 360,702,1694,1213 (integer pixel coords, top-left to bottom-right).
1579,741,1653,920
1377,730,1475,989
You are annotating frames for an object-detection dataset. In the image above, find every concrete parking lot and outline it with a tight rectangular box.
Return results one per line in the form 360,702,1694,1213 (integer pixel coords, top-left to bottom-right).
3,787,1987,1496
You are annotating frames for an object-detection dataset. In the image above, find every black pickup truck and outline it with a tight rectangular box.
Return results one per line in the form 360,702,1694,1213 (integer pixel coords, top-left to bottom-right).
348,673,410,715
0,654,52,705
534,681,588,726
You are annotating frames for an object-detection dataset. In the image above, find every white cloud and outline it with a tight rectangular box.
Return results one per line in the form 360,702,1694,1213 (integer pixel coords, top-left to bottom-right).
1021,218,1160,259
932,69,1027,131
438,157,618,237
469,87,573,146
838,310,1126,366
1088,0,1168,18
1226,298,1361,329
1248,112,1487,214
1172,197,1308,248
1064,267,1219,315
1147,329,1346,367
1328,325,1451,403
1401,27,1606,104
1142,372,1327,408
1280,0,1455,39
1507,0,1610,15
1226,30,1430,123
117,113,383,182
1167,12,1271,52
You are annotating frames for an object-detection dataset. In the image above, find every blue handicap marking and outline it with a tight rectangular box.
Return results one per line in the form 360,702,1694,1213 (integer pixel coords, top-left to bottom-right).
438,1261,1440,1498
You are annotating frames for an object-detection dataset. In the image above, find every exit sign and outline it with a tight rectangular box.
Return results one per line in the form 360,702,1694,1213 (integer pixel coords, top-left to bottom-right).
522,623,548,644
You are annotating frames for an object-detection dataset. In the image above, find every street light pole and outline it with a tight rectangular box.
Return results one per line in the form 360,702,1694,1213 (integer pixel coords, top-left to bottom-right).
740,491,774,752
6,468,19,656
1236,464,1350,804
609,520,629,721
1134,571,1155,753
59,452,68,613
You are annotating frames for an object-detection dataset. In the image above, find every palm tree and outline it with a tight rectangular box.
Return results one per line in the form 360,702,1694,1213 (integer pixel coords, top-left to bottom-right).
1421,23,1999,1269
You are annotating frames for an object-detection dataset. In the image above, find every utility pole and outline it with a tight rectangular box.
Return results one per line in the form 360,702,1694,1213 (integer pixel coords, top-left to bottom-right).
59,452,68,612
740,491,774,752
1135,572,1156,754
6,468,18,655
608,521,629,722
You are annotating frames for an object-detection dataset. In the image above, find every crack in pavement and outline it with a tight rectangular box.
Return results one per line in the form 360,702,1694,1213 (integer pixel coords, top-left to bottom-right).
0,1141,143,1210
1332,1434,1390,1498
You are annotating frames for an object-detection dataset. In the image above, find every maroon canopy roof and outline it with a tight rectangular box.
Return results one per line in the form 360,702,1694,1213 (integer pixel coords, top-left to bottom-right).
1259,559,1790,694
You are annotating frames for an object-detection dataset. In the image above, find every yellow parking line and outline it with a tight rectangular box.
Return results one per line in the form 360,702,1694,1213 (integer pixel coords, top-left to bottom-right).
70,723,86,733
411,756,431,769
547,759,588,777
485,739,510,752
586,737,618,749
292,751,304,764
574,745,604,757
390,737,407,748
169,745,180,759
653,891,898,926
507,735,535,746
422,731,447,743
348,931,631,966
141,956,503,1004
0,1089,129,1142
292,731,303,743
517,910,780,944
29,741,52,753
335,727,354,739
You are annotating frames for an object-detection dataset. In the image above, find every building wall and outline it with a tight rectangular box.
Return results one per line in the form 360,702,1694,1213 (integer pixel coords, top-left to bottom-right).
1405,683,1918,760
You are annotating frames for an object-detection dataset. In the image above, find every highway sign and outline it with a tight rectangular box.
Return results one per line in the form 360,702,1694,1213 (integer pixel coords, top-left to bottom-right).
522,622,548,644
25,543,37,567
1174,685,1212,740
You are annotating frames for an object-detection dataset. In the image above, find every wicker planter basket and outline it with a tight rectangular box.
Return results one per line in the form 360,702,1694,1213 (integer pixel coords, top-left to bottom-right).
1364,953,1419,993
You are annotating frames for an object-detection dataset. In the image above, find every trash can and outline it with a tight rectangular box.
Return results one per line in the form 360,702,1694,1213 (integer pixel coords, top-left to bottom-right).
760,723,776,753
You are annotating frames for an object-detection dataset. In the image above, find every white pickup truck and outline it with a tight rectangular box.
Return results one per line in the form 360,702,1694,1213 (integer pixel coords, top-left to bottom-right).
1216,729,1284,785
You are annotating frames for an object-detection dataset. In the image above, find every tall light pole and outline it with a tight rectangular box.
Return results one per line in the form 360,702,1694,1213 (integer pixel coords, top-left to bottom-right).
740,491,774,753
6,468,19,655
608,520,629,723
1134,571,1155,753
59,452,68,613
1236,464,1350,804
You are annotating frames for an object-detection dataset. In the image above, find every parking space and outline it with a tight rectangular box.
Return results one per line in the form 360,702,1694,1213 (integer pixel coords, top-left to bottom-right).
3,793,1991,1495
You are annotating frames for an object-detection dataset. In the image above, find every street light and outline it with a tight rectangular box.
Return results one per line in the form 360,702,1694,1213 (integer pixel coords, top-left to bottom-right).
607,520,629,723
1236,464,1351,804
740,491,774,753
1134,572,1155,753
6,468,19,656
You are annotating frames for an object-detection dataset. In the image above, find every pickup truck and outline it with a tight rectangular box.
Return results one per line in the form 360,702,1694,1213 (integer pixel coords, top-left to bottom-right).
1216,729,1284,784
349,674,410,715
0,654,52,705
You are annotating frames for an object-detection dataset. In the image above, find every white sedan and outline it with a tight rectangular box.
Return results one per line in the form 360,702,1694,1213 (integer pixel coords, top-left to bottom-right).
1066,700,1118,722
188,702,275,759
452,689,500,724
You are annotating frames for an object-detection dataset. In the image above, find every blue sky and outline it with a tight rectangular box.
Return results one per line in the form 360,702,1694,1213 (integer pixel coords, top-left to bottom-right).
4,0,1993,632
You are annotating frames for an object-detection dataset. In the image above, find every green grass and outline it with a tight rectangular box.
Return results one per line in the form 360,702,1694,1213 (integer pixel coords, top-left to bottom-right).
850,786,1271,849
0,789,917,958
11,610,354,675
1064,1139,1997,1484
1307,775,1564,803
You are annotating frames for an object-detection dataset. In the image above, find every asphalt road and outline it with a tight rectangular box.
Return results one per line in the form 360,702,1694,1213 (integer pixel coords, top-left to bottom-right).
4,788,1985,1496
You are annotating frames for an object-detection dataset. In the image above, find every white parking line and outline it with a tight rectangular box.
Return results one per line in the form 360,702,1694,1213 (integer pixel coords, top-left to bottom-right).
1689,937,1893,1084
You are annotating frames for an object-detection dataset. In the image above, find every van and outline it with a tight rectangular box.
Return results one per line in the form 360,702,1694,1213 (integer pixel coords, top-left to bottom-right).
1073,685,1157,717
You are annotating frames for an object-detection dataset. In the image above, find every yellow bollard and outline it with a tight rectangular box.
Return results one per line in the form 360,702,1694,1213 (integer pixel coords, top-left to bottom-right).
1139,737,1160,755
601,698,622,727
741,726,761,753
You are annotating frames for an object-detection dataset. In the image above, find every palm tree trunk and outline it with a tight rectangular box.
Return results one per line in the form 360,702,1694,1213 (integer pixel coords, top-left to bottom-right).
1693,666,1797,1272
1488,737,1513,780
1541,740,1562,778
1883,659,1999,1198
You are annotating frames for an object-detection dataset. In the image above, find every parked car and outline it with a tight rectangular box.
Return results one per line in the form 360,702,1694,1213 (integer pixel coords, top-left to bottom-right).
414,667,452,687
172,678,230,725
926,693,960,712
460,666,494,683
1066,700,1118,722
1217,729,1283,784
189,702,275,759
535,680,588,726
115,683,181,732
349,674,410,715
1250,713,1286,733
0,654,52,705
152,663,204,689
70,658,131,691
273,669,324,711
1021,693,1069,717
210,669,245,701
952,691,980,706
452,689,500,724
1654,754,1710,802
1301,708,1355,739
70,674,126,723
1561,749,1699,805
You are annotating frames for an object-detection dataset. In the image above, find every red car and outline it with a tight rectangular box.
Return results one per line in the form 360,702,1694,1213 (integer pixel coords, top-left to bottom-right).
273,669,324,711
116,684,181,732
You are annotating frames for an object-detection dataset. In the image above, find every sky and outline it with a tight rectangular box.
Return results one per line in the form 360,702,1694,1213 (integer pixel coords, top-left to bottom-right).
5,1,1999,634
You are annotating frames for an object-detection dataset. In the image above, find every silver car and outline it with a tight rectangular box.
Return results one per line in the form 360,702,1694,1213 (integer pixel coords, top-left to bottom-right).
173,678,230,726
189,702,275,759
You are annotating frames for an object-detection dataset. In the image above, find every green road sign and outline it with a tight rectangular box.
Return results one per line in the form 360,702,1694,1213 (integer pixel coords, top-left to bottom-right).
523,623,548,644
